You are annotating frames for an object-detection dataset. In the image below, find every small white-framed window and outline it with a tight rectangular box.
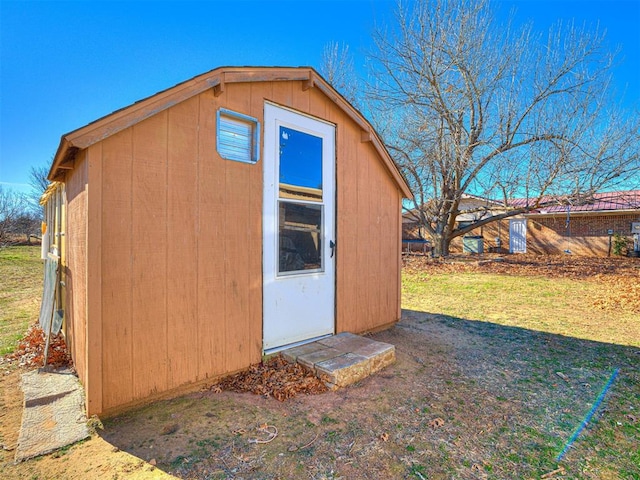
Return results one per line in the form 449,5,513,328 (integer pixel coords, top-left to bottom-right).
216,108,260,164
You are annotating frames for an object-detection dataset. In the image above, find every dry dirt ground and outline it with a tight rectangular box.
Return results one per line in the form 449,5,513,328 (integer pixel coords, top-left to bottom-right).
1,255,639,479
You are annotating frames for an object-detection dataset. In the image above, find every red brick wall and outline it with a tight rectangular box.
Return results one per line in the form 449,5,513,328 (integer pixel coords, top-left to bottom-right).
526,213,639,256
407,212,639,256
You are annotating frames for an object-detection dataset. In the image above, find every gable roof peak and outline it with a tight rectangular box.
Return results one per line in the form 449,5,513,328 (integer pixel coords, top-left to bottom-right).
48,66,411,198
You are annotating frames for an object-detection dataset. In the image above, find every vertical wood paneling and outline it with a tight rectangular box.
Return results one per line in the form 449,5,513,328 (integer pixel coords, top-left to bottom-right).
380,177,394,321
222,162,251,372
131,112,168,400
101,131,133,410
86,144,103,415
197,89,227,378
249,83,265,356
356,134,371,331
74,77,406,414
395,187,402,320
336,115,359,333
333,115,403,333
272,81,293,107
64,152,88,388
374,149,394,324
167,96,199,388
291,81,310,113
368,146,383,330
223,82,254,372
370,151,401,328
310,94,330,124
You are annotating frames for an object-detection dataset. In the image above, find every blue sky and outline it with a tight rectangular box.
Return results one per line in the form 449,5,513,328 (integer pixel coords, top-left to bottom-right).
1,0,639,195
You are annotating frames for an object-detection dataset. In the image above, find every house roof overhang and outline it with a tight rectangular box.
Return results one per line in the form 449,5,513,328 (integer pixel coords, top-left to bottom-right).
524,208,640,218
49,66,412,198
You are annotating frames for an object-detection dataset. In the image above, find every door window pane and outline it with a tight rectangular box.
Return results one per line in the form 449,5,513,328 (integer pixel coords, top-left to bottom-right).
278,202,322,274
279,126,323,201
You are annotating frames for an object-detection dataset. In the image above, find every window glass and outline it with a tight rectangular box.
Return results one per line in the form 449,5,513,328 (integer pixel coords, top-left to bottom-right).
279,126,322,201
278,202,323,274
217,109,260,163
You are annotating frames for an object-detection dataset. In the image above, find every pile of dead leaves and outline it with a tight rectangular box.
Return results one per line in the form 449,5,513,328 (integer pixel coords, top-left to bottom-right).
403,253,639,280
211,355,328,401
591,276,640,314
4,323,73,369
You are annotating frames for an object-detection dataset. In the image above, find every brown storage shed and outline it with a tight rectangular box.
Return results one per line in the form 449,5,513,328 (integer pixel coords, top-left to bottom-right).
46,66,411,416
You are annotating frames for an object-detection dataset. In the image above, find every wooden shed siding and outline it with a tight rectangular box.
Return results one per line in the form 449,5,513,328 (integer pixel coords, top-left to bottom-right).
356,127,372,328
333,109,403,334
100,129,134,411
131,111,169,401
196,88,227,379
222,83,250,373
248,83,265,361
94,86,262,412
336,108,359,331
80,79,402,414
86,142,103,415
64,151,88,387
167,96,199,388
223,82,262,373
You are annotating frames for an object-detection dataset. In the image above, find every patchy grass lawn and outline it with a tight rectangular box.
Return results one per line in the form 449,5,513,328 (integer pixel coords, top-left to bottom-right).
1,252,638,479
0,246,43,355
401,255,640,479
403,272,638,347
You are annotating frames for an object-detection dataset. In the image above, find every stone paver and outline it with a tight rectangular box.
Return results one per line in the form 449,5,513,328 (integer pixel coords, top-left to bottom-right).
295,347,342,370
315,353,371,389
283,333,395,389
317,332,373,352
281,342,328,363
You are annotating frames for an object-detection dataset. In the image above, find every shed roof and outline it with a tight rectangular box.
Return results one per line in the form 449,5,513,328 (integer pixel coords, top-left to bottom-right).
48,66,412,198
39,181,63,205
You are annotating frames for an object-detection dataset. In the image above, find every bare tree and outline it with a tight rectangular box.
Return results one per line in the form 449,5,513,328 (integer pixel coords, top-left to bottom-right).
320,41,362,109
28,163,50,217
0,186,33,247
367,0,640,256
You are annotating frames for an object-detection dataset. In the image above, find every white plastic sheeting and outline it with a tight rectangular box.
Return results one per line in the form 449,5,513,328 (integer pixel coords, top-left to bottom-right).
38,256,62,335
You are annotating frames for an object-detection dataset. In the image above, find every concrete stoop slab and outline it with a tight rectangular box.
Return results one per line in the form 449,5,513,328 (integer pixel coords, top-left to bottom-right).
282,333,395,389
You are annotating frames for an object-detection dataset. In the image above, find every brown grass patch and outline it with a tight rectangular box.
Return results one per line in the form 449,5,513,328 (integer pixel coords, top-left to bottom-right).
404,253,640,314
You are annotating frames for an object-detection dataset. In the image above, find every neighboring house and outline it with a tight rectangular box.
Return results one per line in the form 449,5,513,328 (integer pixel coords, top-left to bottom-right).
403,191,640,256
509,190,640,256
402,194,504,253
41,66,411,416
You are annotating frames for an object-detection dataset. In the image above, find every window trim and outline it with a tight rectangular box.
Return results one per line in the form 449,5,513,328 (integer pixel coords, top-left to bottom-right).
216,108,260,164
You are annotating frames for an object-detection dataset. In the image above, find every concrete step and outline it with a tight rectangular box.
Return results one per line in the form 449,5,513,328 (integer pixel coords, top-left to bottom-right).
282,333,395,389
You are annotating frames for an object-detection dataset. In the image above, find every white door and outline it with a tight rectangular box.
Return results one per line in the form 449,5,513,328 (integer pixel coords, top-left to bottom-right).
509,219,527,253
263,103,336,351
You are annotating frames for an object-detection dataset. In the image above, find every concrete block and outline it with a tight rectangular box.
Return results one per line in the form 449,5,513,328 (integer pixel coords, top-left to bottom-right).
281,342,328,363
318,332,373,353
296,347,342,370
353,343,396,372
315,353,370,388
369,347,396,373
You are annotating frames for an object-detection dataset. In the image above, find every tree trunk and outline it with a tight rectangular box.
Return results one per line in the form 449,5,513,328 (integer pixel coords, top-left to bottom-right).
431,233,451,257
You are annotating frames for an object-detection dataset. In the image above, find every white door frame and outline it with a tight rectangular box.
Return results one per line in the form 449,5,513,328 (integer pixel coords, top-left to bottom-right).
509,218,527,253
262,102,336,352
